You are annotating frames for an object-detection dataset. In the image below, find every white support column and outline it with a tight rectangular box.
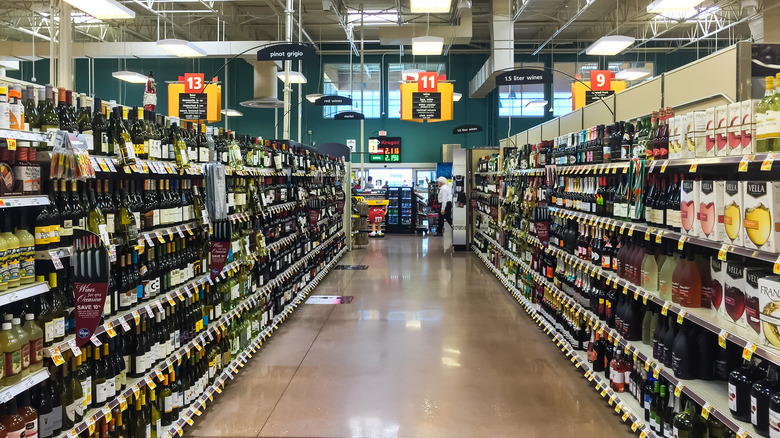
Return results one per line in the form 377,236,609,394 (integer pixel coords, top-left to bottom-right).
283,0,293,140
57,1,73,89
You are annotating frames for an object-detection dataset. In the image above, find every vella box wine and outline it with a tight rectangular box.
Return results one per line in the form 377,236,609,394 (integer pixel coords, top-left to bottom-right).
742,181,780,253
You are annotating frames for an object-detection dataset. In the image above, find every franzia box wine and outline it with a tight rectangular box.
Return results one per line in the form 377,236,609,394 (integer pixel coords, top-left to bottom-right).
757,275,780,349
742,181,780,253
681,179,700,237
723,180,743,247
699,180,724,242
745,267,770,339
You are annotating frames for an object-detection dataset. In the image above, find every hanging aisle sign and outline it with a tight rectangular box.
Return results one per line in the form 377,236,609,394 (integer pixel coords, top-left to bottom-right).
256,43,316,61
495,68,553,86
400,72,453,123
168,72,222,122
453,124,483,134
334,111,364,120
315,96,353,106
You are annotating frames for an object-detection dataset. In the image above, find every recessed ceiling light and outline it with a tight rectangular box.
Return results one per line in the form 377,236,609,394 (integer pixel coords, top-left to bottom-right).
412,36,444,56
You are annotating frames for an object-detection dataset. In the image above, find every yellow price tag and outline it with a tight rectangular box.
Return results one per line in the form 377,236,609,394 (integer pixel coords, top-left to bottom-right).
743,342,757,360
186,417,195,426
718,330,728,348
645,229,653,241
689,162,698,173
774,254,780,275
762,152,777,171
719,244,730,261
678,236,688,251
674,382,684,397
737,429,748,438
661,301,671,316
740,154,754,172
701,402,712,419
655,231,663,244
6,139,16,151
660,160,669,173
653,367,660,379
622,412,629,422
677,310,687,324
628,225,635,237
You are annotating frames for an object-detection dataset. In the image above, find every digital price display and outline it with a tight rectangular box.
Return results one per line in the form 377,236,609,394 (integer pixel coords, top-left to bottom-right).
368,137,402,162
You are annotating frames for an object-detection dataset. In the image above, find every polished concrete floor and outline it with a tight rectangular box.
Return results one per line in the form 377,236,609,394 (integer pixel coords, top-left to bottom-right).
188,235,634,438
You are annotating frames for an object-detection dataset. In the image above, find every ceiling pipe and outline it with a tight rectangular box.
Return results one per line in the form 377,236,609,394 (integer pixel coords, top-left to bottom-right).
532,0,595,56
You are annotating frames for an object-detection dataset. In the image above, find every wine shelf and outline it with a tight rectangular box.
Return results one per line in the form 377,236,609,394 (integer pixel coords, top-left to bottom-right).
0,195,50,209
475,229,755,438
138,222,201,248
0,128,53,143
470,245,655,438
55,229,345,438
161,246,348,438
0,369,50,405
0,281,50,308
44,228,345,365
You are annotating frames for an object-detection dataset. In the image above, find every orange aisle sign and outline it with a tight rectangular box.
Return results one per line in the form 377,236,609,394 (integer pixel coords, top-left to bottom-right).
400,82,453,123
572,71,625,111
168,74,222,122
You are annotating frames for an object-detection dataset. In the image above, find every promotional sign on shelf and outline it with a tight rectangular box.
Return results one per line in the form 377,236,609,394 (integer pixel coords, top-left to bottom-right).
210,241,231,279
73,230,110,347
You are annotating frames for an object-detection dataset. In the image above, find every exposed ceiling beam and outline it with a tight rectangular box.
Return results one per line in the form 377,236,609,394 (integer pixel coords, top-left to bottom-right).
532,0,595,55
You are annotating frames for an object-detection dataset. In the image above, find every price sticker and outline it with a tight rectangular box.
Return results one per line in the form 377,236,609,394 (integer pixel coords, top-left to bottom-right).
649,160,657,173
678,236,688,251
90,336,102,347
146,375,157,390
738,154,754,172
689,162,698,173
119,394,128,411
640,430,649,438
167,294,176,306
661,301,671,316
620,223,627,234
718,329,728,348
701,402,712,419
737,428,748,438
120,319,131,332
615,403,621,413
718,244,730,261
51,347,65,366
677,309,687,324
600,389,608,397
674,382,685,397
763,152,778,171
622,411,630,422
132,384,140,398
774,254,780,275
743,342,757,360
653,367,660,379
631,421,642,432
185,417,194,426
628,225,635,237
155,368,164,380
633,351,638,362
645,229,653,241
105,324,117,338
88,418,96,435
156,232,166,244
103,407,112,423
655,230,664,244
67,339,82,357
175,425,184,436
660,160,669,173
132,310,141,325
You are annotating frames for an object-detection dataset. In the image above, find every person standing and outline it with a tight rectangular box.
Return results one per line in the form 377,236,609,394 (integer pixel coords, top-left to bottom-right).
436,177,452,236
365,176,375,189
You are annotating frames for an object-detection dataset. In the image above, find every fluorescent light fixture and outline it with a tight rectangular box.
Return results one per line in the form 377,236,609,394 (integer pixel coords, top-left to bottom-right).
15,27,51,41
156,39,206,57
111,70,149,84
615,68,652,81
348,10,399,25
585,35,635,56
62,0,135,19
411,0,450,13
525,100,548,108
221,109,243,117
412,36,444,56
453,92,462,102
306,93,324,103
276,71,307,84
647,0,705,13
0,61,20,71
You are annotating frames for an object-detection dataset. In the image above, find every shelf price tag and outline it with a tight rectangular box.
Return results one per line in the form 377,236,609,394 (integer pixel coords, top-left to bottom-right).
631,421,642,432
628,225,635,237
677,310,687,324
743,342,758,360
678,236,688,251
653,366,660,379
763,152,778,171
660,160,669,173
661,301,671,316
774,254,780,275
718,330,728,348
674,382,685,397
718,244,730,261
740,154,755,172
642,291,649,305
701,402,713,420
645,229,653,241
737,428,748,438
51,347,65,366
689,162,698,173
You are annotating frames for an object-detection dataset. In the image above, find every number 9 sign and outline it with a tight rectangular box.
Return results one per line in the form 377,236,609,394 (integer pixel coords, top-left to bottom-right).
590,70,612,91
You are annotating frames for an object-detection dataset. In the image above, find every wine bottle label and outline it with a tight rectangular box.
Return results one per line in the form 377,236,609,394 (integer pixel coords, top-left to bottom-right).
145,424,151,438
176,392,183,409
752,395,760,425
769,409,780,438
39,411,55,438
95,381,107,403
105,214,115,234
106,377,116,399
728,383,738,411
119,291,134,309
156,419,162,437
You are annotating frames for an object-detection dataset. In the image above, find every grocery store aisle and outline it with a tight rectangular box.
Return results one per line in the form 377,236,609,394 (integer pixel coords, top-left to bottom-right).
187,236,632,438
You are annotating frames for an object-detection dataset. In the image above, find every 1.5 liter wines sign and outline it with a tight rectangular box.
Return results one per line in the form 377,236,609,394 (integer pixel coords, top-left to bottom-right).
73,230,110,347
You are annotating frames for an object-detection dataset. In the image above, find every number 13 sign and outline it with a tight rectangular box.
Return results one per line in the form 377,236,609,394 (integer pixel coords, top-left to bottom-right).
184,73,205,93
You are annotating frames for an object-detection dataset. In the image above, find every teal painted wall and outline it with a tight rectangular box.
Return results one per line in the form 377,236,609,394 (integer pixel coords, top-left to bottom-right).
6,47,706,164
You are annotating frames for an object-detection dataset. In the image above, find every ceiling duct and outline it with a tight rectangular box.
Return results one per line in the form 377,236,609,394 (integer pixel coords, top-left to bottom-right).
240,59,284,109
468,0,513,98
377,8,472,46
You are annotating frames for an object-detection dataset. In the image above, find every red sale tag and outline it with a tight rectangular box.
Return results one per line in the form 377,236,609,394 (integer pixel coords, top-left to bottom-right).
184,73,205,93
417,72,438,92
590,70,612,91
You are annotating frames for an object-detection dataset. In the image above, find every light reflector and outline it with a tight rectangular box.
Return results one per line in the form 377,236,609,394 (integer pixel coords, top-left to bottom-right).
63,0,135,19
156,39,207,57
647,0,705,13
412,36,444,56
585,35,635,56
410,0,450,13
111,70,149,84
453,92,462,102
221,109,243,117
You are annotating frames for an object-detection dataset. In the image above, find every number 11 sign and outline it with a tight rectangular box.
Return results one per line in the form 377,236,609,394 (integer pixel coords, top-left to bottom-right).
418,72,438,92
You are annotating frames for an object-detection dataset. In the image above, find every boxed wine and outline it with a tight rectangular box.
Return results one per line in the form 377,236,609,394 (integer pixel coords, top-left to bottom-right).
709,257,725,313
757,275,780,349
681,178,700,237
745,267,770,339
700,109,716,158
727,102,743,156
715,104,729,156
723,180,743,247
742,181,780,253
741,99,759,154
678,114,695,159
723,261,748,329
699,180,725,242
668,115,680,159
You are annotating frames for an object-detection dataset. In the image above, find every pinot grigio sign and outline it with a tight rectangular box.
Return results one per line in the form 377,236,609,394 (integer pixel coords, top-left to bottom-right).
495,69,553,86
256,43,316,62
